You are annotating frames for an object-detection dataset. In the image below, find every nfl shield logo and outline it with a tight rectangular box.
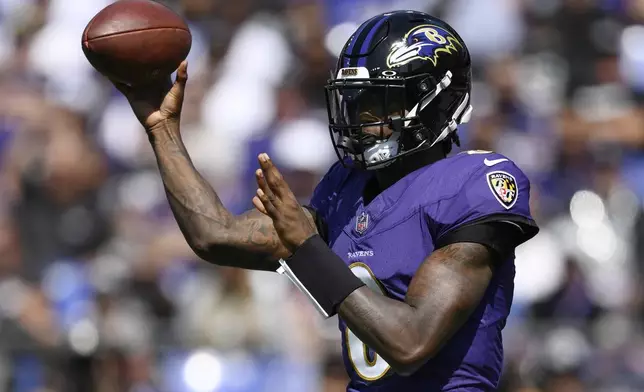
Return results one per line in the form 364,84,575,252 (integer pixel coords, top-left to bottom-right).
355,212,369,235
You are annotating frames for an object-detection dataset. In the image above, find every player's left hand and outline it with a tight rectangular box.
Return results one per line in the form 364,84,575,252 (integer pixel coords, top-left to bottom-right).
253,153,317,253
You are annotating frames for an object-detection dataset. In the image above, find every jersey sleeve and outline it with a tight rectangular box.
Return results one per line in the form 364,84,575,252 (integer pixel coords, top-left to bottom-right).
427,159,539,252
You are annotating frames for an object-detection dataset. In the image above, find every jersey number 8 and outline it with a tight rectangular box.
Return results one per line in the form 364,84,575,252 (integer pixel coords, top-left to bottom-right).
344,263,391,381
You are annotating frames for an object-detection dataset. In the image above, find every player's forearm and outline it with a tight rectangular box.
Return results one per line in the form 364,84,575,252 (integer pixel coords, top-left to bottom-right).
147,123,233,247
146,123,280,270
339,288,472,376
338,288,435,375
338,243,493,376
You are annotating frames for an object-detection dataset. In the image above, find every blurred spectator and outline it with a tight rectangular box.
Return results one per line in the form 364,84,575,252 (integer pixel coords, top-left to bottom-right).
0,0,641,391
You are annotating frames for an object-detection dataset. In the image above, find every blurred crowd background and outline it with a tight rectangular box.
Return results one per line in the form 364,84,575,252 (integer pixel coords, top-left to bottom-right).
0,0,642,391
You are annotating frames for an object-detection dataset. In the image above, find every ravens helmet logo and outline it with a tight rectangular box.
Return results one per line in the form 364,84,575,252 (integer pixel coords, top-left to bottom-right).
386,24,462,68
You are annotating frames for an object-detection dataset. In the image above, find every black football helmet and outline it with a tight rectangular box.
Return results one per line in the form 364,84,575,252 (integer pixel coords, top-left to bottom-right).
325,10,473,170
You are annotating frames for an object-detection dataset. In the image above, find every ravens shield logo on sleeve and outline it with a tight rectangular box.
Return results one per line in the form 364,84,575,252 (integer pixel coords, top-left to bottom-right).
486,171,518,209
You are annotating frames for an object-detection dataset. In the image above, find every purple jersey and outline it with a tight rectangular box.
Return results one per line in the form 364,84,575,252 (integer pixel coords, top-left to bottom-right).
308,151,537,392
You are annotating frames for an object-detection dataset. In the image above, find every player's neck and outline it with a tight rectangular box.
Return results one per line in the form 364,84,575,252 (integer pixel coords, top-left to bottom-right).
371,147,446,197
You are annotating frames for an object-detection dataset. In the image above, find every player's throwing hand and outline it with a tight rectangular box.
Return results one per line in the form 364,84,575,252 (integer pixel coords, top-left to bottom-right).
111,61,188,132
253,153,317,253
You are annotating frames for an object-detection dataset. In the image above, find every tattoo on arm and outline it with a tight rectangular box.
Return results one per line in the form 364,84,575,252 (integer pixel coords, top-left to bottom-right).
338,242,495,374
149,125,317,271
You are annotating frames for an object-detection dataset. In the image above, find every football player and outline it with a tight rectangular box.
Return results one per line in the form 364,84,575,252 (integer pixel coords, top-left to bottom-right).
113,11,539,392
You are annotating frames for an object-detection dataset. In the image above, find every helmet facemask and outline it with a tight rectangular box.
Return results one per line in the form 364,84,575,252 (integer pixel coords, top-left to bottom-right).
325,68,472,170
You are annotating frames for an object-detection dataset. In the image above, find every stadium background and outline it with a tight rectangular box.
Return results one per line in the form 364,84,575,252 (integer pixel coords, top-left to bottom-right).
0,0,642,391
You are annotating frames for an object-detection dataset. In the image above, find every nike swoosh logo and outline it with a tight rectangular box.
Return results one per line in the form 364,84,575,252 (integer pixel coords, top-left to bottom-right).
484,158,508,166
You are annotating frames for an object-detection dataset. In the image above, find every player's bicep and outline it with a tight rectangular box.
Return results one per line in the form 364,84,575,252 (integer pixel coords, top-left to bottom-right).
405,243,495,354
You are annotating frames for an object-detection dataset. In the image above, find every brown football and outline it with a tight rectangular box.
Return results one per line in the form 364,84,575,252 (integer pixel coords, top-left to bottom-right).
82,0,192,85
